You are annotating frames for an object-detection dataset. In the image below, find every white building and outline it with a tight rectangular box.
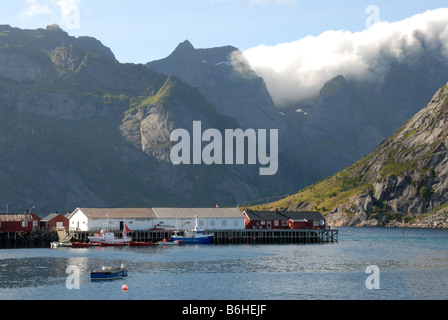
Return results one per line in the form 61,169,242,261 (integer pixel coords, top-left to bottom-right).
68,208,156,232
68,207,245,232
152,208,245,231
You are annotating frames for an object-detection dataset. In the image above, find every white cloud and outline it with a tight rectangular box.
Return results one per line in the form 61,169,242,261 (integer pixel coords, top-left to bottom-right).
57,0,80,29
242,8,448,107
20,0,81,29
21,0,55,18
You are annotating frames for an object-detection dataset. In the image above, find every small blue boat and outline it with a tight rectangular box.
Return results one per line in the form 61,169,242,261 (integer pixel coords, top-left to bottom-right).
90,264,128,281
170,216,214,244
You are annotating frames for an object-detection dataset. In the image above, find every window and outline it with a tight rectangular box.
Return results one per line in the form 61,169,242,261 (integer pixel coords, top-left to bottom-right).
22,221,28,228
282,220,288,227
274,220,279,227
260,221,265,225
233,220,239,227
221,220,227,227
210,220,215,226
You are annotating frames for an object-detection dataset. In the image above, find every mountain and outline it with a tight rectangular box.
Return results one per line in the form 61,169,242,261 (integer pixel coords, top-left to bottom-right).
0,25,289,215
280,42,448,189
147,36,448,202
2,24,447,220
146,40,290,148
251,83,448,228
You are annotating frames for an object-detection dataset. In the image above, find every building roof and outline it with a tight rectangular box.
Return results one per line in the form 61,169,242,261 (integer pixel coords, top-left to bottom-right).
244,210,325,222
152,208,244,219
73,208,157,219
70,207,244,220
0,213,39,222
41,213,67,222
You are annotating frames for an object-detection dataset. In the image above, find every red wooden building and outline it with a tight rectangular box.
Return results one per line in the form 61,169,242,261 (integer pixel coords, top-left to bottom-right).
40,213,69,231
0,212,41,232
244,210,326,230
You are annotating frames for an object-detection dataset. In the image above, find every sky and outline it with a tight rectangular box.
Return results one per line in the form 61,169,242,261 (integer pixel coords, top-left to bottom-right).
0,0,446,64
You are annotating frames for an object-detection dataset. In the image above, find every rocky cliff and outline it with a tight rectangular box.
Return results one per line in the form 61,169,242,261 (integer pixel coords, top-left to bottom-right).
252,83,448,228
2,24,448,222
282,47,448,189
146,40,290,149
0,25,290,214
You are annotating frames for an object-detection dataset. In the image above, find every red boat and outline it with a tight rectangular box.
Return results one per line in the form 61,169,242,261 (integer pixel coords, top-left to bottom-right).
71,242,92,248
100,242,127,247
129,241,154,247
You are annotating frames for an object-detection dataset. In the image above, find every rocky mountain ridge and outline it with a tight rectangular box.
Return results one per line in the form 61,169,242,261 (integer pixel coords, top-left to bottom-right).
252,84,448,228
0,25,289,214
147,40,289,146
1,24,448,226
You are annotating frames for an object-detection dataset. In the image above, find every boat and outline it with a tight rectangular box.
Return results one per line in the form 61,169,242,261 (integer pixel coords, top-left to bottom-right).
89,264,128,281
71,242,92,248
50,242,62,248
157,239,182,246
88,228,132,245
128,241,154,247
50,242,71,248
170,216,213,244
99,242,126,247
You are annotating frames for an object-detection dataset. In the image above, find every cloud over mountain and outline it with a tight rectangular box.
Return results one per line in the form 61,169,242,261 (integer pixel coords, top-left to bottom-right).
242,8,448,107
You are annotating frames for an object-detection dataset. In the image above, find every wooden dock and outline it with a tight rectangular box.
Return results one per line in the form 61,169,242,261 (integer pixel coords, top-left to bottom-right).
212,229,338,244
68,228,338,245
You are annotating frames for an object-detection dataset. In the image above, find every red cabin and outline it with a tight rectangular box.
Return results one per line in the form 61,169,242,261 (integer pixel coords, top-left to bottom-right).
244,210,326,230
40,213,69,231
0,213,41,232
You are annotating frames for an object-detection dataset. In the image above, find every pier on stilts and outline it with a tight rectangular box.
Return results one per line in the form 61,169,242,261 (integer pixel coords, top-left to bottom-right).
68,228,338,245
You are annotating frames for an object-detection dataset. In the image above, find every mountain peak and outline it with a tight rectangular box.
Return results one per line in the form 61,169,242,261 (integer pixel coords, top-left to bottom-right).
319,75,347,96
177,39,195,51
166,39,198,62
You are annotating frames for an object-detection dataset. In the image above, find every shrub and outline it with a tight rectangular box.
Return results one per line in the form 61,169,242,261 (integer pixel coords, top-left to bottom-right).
419,186,433,200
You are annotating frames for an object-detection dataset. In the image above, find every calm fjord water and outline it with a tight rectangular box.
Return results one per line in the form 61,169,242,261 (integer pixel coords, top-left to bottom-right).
0,227,447,300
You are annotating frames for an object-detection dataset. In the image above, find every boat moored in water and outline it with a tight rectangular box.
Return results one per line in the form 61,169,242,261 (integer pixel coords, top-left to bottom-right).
158,239,182,245
128,241,154,247
88,229,132,246
170,216,213,244
90,264,128,281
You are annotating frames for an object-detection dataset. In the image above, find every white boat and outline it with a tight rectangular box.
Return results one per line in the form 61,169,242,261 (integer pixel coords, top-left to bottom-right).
51,242,62,248
50,242,71,248
88,229,132,245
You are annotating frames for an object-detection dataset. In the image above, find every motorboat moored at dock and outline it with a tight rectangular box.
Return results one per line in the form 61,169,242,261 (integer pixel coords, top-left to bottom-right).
88,229,132,246
170,216,213,244
128,241,154,247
